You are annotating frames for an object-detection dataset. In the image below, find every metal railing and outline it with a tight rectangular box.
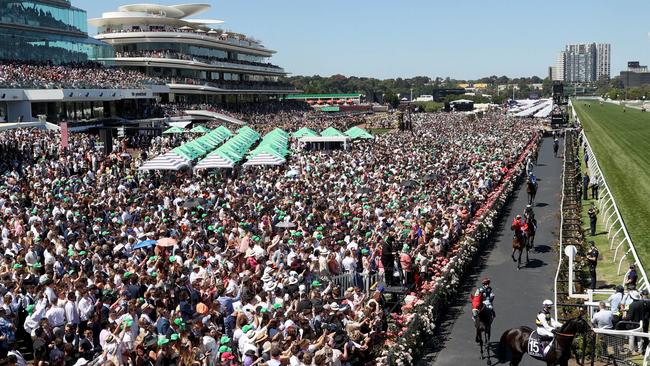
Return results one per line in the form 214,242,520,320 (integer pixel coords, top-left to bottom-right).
554,129,568,319
577,128,649,291
329,272,386,293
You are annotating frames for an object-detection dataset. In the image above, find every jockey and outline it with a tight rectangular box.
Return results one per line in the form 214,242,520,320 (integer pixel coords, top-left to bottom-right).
511,215,524,231
536,300,562,341
471,278,495,319
524,204,535,221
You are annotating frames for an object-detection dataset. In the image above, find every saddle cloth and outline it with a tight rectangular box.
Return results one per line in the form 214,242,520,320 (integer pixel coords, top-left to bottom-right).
527,331,553,359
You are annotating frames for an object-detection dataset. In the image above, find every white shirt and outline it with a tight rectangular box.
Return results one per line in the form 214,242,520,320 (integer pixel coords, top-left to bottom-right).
45,305,66,327
78,296,94,321
342,256,356,272
591,309,614,329
64,300,80,325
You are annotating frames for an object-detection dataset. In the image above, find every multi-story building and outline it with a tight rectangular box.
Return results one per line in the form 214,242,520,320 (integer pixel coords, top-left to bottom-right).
562,43,610,83
0,0,162,123
596,43,611,80
90,3,298,103
552,51,566,81
0,0,113,63
620,61,650,88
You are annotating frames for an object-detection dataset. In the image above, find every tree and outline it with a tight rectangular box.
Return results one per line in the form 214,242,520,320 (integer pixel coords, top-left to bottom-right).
383,91,399,108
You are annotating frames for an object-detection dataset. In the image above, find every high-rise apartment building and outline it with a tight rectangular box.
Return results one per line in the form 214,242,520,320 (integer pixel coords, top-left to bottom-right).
552,51,566,81
596,43,611,80
560,43,611,83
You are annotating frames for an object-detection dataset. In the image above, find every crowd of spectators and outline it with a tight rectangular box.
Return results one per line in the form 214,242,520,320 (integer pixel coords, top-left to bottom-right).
0,110,534,365
114,51,282,70
0,61,165,90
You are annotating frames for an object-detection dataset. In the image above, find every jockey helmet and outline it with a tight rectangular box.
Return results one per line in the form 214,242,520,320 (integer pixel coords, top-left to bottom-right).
516,214,521,219
482,278,490,285
543,299,553,307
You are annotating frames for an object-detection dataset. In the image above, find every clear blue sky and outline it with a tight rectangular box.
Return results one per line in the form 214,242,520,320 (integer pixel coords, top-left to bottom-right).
74,0,650,80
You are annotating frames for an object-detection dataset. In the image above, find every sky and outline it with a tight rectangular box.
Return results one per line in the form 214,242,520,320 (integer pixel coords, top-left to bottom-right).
74,0,650,80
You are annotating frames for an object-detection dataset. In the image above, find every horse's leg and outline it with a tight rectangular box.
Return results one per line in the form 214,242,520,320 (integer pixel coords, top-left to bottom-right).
526,246,529,263
511,248,516,262
517,249,522,270
510,352,523,366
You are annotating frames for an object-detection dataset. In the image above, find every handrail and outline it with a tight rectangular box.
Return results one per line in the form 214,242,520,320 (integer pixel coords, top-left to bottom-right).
578,127,650,290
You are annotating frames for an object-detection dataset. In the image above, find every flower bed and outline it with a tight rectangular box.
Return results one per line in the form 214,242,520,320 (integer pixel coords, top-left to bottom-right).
378,134,539,365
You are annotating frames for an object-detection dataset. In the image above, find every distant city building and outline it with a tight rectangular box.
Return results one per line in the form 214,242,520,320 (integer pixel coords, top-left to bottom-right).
620,61,650,88
561,43,610,83
596,43,611,80
552,52,566,81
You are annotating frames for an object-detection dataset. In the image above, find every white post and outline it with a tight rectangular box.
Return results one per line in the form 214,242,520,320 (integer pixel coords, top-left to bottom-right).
565,245,577,298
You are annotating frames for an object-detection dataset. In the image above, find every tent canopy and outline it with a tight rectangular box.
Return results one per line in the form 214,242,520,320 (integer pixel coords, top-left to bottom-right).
292,127,319,138
320,127,345,137
190,125,212,134
163,126,185,134
344,126,373,139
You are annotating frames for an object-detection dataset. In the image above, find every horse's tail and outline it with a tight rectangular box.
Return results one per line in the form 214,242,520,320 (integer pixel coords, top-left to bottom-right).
497,330,509,362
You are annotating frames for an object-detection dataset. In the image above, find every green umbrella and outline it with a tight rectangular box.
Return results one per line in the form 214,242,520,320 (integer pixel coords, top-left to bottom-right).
190,125,211,134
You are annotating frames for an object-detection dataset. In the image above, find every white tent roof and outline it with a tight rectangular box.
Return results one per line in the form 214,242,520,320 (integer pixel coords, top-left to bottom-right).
138,152,191,171
193,154,235,169
243,153,286,166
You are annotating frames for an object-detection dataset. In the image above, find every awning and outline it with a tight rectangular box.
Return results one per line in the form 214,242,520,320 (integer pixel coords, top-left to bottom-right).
138,152,191,171
163,126,186,134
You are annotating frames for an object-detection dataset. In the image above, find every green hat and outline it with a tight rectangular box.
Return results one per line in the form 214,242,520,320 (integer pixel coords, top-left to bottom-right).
311,280,322,287
123,271,132,279
78,251,87,255
272,303,282,310
150,271,158,278
252,236,261,242
220,336,231,344
288,239,295,245
361,249,369,255
173,318,184,326
315,234,323,239
260,308,269,313
157,337,169,346
169,256,176,263
33,262,42,269
343,212,350,216
208,225,215,231
242,324,253,333
148,256,158,262
13,263,23,269
26,304,35,315
170,333,179,341
101,231,109,236
317,226,324,231
365,232,372,238
219,345,232,353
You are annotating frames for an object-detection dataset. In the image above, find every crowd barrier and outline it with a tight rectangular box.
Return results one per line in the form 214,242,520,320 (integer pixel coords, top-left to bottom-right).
330,271,386,293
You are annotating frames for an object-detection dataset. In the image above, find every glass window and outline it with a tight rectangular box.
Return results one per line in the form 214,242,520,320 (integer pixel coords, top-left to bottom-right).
0,1,88,34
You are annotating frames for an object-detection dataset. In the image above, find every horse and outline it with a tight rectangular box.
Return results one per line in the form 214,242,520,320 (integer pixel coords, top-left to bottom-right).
474,302,494,360
497,315,592,366
511,227,528,270
527,179,538,205
525,218,537,250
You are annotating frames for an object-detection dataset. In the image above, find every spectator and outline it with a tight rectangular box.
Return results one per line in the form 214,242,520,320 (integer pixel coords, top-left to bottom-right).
588,203,599,236
625,265,638,290
586,241,599,290
591,301,613,329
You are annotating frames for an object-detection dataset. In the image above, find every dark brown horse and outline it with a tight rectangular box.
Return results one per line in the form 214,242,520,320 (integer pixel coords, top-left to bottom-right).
475,303,494,360
525,218,537,250
497,315,591,365
511,227,528,270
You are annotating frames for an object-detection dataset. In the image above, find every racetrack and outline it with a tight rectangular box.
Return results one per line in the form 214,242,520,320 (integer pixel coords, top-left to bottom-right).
422,136,563,365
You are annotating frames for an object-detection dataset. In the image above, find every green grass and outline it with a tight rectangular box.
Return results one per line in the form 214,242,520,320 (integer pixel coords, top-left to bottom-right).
573,101,650,276
578,147,631,288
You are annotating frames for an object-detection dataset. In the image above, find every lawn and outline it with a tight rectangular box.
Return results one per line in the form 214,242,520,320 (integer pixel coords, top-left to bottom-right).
573,101,650,278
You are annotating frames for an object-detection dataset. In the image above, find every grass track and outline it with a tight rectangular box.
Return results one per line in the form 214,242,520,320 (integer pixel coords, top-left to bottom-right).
573,101,650,274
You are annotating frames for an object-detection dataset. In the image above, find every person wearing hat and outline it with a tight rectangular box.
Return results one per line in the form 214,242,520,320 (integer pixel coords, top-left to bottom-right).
625,264,638,290
586,241,599,290
624,290,647,352
607,285,625,325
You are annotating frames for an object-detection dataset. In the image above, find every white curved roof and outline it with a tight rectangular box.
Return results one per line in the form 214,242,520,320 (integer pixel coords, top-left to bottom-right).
117,3,210,19
170,4,211,18
118,4,186,18
185,19,224,25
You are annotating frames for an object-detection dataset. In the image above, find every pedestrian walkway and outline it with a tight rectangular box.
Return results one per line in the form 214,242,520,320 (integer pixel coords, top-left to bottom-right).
423,137,563,365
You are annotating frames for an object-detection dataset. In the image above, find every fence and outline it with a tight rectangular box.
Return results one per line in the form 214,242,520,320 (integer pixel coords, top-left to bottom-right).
577,127,649,291
330,271,386,293
592,323,650,366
